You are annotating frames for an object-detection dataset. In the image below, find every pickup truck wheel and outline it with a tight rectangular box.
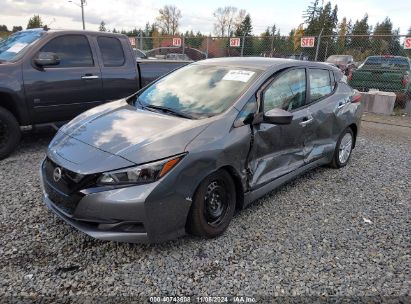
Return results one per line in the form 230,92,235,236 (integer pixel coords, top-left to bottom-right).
330,128,354,169
187,170,236,238
0,107,21,160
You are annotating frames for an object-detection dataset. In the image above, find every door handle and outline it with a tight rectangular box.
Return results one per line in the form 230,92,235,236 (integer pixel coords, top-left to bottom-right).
81,75,99,79
299,118,313,127
337,98,350,109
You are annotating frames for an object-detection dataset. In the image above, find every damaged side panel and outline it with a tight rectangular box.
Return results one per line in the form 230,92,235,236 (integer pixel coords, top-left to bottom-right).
248,108,311,190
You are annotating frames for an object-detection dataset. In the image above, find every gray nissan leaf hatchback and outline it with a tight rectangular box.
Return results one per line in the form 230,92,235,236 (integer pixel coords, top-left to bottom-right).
40,57,363,243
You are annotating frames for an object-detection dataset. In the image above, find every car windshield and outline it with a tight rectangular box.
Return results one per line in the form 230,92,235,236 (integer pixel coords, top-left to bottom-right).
327,55,350,64
136,64,260,118
362,57,409,70
0,30,44,62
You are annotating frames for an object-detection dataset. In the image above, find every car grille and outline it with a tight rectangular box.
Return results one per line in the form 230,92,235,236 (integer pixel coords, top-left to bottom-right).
42,157,96,215
44,182,83,215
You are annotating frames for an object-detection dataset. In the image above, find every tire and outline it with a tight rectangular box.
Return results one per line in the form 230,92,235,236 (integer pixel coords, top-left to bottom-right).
330,127,354,169
187,169,236,238
0,107,21,160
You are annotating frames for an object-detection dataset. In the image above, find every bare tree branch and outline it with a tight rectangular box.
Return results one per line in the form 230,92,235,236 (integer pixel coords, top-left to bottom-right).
156,5,182,35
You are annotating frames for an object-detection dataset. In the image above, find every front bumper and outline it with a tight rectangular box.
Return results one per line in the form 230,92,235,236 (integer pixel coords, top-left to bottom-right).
40,160,190,243
43,194,150,243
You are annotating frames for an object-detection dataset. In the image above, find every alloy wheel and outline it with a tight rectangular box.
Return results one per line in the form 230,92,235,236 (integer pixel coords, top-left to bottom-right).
338,132,353,164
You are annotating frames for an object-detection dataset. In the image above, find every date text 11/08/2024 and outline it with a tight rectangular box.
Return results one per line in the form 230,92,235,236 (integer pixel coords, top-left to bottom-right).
149,296,257,303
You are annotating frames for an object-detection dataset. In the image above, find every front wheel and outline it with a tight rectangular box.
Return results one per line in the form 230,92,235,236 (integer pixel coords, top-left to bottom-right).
330,128,354,169
186,170,236,238
0,107,21,160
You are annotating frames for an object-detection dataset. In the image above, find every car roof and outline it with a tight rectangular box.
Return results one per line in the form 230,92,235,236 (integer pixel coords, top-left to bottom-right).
197,57,334,71
18,28,128,39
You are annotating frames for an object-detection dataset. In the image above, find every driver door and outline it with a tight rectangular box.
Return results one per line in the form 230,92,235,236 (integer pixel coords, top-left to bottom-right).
249,68,315,189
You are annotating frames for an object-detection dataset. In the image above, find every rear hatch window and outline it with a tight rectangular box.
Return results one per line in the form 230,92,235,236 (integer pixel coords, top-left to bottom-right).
361,57,409,70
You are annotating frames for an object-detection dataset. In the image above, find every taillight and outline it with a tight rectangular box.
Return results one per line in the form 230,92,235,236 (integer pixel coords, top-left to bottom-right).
347,71,353,81
401,73,409,86
351,92,361,103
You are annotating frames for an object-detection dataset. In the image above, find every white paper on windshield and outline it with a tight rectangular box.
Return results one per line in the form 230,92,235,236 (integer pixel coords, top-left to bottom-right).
223,70,255,82
7,42,28,53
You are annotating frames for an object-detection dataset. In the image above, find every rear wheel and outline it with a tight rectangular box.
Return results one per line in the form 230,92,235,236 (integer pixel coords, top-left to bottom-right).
0,107,21,160
330,128,354,169
187,170,236,238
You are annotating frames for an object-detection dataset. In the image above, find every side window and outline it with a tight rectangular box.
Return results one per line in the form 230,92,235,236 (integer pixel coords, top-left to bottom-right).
263,69,306,112
309,69,332,102
40,35,93,67
97,37,125,67
234,97,257,127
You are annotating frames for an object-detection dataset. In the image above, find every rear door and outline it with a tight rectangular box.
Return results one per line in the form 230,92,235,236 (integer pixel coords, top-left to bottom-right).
94,35,139,100
23,34,103,123
249,68,314,188
304,68,342,163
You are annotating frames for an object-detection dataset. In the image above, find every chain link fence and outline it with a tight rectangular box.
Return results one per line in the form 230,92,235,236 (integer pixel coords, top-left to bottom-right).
129,34,411,60
130,34,411,107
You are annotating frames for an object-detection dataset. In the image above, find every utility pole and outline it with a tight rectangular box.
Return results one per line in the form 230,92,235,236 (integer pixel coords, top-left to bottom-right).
81,0,85,30
270,25,275,57
315,27,323,61
69,0,86,30
241,32,246,57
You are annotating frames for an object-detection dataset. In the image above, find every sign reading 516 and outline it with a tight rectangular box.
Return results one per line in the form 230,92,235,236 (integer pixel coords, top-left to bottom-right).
301,37,315,48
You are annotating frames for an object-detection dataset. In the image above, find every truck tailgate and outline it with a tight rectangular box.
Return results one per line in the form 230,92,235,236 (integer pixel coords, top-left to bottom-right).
137,60,191,88
350,69,407,92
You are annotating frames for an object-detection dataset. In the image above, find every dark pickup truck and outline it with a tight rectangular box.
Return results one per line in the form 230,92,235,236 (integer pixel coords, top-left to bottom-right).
349,55,411,97
0,29,190,159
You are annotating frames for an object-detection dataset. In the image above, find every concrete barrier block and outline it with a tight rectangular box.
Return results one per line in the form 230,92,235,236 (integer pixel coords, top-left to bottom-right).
359,91,396,115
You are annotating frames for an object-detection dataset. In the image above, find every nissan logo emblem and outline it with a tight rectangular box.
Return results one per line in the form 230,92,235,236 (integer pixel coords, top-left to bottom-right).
53,167,62,182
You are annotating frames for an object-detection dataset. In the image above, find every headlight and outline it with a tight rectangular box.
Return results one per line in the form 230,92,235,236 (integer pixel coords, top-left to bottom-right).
97,154,185,186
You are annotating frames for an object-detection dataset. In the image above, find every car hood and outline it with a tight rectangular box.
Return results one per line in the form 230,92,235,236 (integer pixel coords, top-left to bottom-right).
56,99,211,166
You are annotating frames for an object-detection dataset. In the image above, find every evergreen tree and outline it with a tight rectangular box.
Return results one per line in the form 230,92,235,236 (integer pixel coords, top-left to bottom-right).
99,21,107,32
12,26,23,32
350,14,371,54
336,17,348,52
303,0,321,26
235,14,252,37
372,17,393,54
27,15,43,29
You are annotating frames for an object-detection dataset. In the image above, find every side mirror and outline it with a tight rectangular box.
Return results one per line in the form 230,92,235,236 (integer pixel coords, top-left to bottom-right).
263,108,293,125
34,52,60,67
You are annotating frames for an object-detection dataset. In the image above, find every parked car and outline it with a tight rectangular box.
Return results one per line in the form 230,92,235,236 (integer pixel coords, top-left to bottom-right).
0,29,190,159
285,53,308,61
40,57,363,243
326,55,356,76
348,55,411,97
133,48,147,59
165,53,191,61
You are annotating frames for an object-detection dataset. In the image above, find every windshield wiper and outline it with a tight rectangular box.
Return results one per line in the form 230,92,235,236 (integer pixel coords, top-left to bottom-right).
135,97,196,119
143,104,194,119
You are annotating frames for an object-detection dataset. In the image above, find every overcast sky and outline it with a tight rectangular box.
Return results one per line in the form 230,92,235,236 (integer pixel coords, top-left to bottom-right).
1,0,410,35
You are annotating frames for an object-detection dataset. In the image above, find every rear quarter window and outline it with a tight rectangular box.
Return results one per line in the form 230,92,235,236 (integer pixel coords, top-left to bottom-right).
363,57,409,69
97,36,125,67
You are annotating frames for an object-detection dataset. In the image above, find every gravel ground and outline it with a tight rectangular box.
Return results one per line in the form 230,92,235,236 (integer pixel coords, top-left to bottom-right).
0,119,410,301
